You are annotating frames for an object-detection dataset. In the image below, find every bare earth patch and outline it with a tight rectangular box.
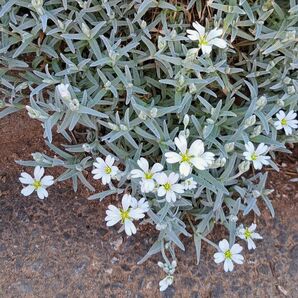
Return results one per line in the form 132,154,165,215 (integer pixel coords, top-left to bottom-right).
0,112,297,297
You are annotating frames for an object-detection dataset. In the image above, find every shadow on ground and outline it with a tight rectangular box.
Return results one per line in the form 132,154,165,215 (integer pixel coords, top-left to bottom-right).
0,112,297,297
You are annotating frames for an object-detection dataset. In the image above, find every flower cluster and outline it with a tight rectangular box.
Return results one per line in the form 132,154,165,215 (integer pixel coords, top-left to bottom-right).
214,223,262,272
105,194,149,236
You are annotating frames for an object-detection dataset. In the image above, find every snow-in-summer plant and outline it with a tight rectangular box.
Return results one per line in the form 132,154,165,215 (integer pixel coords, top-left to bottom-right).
1,0,298,292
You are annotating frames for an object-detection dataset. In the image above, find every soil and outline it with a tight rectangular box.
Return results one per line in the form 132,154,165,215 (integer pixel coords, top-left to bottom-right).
0,111,297,298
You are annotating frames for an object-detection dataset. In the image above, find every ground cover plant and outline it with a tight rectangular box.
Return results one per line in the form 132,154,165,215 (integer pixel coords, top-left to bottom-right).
0,0,298,291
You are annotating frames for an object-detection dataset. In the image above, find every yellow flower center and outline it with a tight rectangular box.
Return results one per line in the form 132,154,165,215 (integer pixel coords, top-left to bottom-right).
105,166,112,174
180,150,192,163
251,152,258,161
144,172,153,179
281,118,287,126
164,182,172,191
33,180,42,190
198,35,208,46
120,209,130,222
244,228,252,239
224,250,232,260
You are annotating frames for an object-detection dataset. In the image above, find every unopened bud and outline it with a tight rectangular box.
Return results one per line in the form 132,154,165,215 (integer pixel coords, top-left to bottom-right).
69,98,80,111
256,96,267,109
244,115,256,128
238,160,250,173
251,125,262,138
138,111,147,120
150,108,158,118
140,20,147,29
82,143,91,153
120,124,128,131
287,85,295,95
57,83,71,101
108,122,119,131
224,142,234,153
183,114,190,127
158,36,167,50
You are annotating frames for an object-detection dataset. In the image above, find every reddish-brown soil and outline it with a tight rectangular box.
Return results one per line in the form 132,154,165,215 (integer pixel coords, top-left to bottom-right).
0,111,297,297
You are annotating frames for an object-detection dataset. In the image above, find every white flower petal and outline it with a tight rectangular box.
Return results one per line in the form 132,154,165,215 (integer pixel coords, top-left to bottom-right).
21,185,35,196
219,239,230,252
230,243,243,254
192,21,205,36
37,187,48,200
179,162,192,177
41,175,54,186
19,172,34,184
214,252,225,263
207,28,223,40
208,37,227,48
165,152,181,164
34,166,44,180
201,44,212,55
122,194,132,211
189,140,205,156
137,157,149,172
151,163,163,173
174,135,188,153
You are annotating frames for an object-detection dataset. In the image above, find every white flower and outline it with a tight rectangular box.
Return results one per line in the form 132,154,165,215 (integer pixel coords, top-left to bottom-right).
105,194,143,236
92,155,119,185
130,158,163,193
57,83,71,101
19,166,54,200
274,110,298,135
159,275,174,292
130,197,150,218
165,135,215,177
187,22,227,55
243,142,270,170
237,223,263,250
182,177,197,190
155,172,184,202
214,239,244,272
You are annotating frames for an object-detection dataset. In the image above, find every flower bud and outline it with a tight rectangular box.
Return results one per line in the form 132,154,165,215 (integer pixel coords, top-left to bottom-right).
170,29,177,39
183,114,190,127
188,83,197,94
287,85,295,95
57,83,71,101
140,20,147,29
244,115,256,128
138,110,147,120
157,36,167,50
206,118,215,125
120,124,128,131
82,23,91,38
26,105,43,119
31,152,44,163
256,96,267,110
150,108,158,118
224,142,234,153
82,143,91,153
185,48,199,62
238,160,250,173
252,190,261,198
277,98,285,107
156,223,167,231
251,125,262,138
283,77,292,85
108,122,119,131
31,0,44,15
69,98,80,111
